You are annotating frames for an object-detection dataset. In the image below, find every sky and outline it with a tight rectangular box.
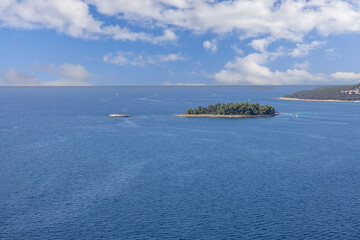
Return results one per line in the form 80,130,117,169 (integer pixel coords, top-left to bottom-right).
1,0,360,86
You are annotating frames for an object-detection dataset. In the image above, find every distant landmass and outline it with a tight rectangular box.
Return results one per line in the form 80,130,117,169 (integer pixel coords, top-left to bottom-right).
280,83,360,102
174,102,276,118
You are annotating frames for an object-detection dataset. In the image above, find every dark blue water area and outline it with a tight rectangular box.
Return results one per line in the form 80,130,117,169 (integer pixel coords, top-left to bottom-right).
0,86,360,239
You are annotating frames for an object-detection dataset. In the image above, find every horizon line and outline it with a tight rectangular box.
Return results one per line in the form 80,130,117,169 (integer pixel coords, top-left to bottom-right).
0,84,348,88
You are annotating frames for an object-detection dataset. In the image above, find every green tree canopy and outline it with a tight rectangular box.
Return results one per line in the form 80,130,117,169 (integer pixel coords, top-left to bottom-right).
185,102,275,115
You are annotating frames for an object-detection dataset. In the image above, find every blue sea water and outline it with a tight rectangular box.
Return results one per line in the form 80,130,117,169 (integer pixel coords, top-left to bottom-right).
0,86,360,239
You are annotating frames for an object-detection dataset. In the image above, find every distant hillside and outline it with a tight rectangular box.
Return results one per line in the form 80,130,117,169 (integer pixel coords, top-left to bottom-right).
282,83,360,101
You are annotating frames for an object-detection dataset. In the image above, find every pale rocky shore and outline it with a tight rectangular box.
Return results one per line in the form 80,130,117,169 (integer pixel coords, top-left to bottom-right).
108,114,133,117
173,114,276,118
278,97,360,103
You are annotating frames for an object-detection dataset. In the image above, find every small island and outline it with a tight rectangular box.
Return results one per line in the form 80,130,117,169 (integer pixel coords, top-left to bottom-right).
108,114,133,117
279,83,360,102
174,102,276,118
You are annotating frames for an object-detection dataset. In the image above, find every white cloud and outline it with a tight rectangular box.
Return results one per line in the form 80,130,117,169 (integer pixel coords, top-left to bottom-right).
189,69,213,80
35,62,92,81
331,72,360,80
289,41,326,57
203,39,217,53
326,48,335,55
214,50,360,85
57,63,92,80
325,48,339,60
163,82,206,86
293,61,310,70
232,45,244,55
3,1,360,85
213,39,329,85
1,0,360,45
156,53,187,62
2,69,40,86
33,62,57,73
1,63,93,86
103,51,187,66
152,29,177,43
0,0,176,43
103,52,140,66
88,0,360,42
249,38,273,52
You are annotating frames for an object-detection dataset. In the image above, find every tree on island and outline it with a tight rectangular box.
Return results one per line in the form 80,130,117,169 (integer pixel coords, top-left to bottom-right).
185,102,275,115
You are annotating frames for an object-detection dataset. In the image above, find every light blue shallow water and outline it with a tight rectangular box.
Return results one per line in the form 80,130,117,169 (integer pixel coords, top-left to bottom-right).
0,86,360,239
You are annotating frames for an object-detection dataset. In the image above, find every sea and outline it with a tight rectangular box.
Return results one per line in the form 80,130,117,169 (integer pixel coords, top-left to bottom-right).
0,86,359,239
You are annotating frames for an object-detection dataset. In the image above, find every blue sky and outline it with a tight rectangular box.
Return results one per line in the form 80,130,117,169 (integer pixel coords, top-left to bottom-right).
1,0,360,86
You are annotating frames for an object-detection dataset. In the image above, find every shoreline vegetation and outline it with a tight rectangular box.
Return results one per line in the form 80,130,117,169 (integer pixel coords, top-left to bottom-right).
108,114,133,117
280,83,360,102
176,102,276,118
278,97,360,102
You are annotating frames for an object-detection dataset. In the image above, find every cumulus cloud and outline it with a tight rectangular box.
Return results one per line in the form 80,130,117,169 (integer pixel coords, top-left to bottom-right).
289,41,326,57
1,63,93,86
103,52,187,66
152,29,177,43
330,72,360,80
232,45,244,55
249,38,273,52
203,39,217,53
87,0,360,42
214,50,360,85
0,0,176,43
213,39,332,85
3,1,360,43
57,63,92,80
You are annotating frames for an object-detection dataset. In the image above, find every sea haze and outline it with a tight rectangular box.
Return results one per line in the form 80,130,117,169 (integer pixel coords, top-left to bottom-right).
0,86,360,239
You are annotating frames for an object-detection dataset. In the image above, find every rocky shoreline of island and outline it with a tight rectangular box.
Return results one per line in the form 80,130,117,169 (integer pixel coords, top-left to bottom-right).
278,97,360,103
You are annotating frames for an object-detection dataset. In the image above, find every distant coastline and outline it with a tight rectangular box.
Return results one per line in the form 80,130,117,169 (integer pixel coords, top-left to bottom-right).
174,114,276,118
278,97,360,103
279,83,360,102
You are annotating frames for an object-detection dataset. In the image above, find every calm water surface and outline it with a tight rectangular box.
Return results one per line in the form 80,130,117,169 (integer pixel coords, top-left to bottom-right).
0,86,360,239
